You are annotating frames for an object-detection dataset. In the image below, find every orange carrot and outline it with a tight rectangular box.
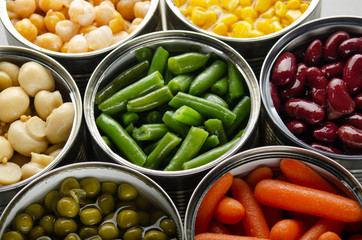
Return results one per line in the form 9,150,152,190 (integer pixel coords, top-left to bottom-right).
270,219,307,240
208,219,232,234
227,220,246,236
195,172,234,234
195,233,269,240
299,218,344,240
317,231,342,240
254,179,362,222
261,204,284,229
214,196,245,224
347,234,362,240
230,178,270,238
286,211,320,228
245,166,273,189
280,158,339,194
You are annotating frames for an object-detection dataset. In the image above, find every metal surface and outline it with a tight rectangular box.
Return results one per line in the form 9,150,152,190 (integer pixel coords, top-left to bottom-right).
184,145,362,240
0,162,184,240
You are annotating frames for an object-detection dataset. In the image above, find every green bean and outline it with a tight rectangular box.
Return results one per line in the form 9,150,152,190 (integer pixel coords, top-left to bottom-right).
189,60,227,96
126,86,173,112
148,46,169,75
167,52,210,75
96,113,146,166
162,111,190,138
202,92,229,108
144,132,182,169
227,60,246,103
132,124,169,141
167,74,193,94
200,134,220,152
211,76,228,96
226,96,251,137
95,60,149,104
121,112,140,126
143,139,161,155
164,126,209,171
204,118,227,144
135,47,153,62
145,110,162,124
168,92,236,126
98,71,164,115
125,123,134,135
102,135,113,148
163,65,175,84
173,105,204,126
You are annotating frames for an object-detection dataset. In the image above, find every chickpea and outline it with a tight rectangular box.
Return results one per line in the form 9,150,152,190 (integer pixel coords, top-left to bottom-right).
68,0,96,26
134,1,150,18
14,18,38,42
18,61,55,97
38,0,64,12
85,25,113,51
94,1,115,26
13,0,36,18
36,32,64,51
55,20,80,42
109,11,125,33
34,90,63,120
117,0,141,21
21,162,44,179
0,136,14,163
0,71,12,91
0,87,30,123
111,31,128,45
29,13,47,35
44,10,66,33
67,34,89,53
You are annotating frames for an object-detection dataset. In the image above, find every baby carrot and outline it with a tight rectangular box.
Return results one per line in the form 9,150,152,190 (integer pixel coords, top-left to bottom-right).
214,196,245,224
245,166,273,189
280,158,339,194
208,220,232,234
195,172,233,235
195,233,269,240
230,178,270,238
254,179,362,222
299,218,344,240
270,219,307,240
317,231,342,240
261,205,284,229
227,220,245,236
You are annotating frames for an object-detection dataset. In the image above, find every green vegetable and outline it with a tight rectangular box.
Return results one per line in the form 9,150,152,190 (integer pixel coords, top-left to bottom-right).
132,124,169,141
200,134,220,152
226,96,251,137
227,60,246,103
167,52,210,75
148,46,169,75
102,136,113,148
167,74,193,94
204,118,227,144
202,92,229,108
162,111,190,138
173,105,204,126
135,47,153,62
211,76,228,96
120,112,140,126
95,60,149,104
145,110,162,124
189,60,227,96
96,113,146,166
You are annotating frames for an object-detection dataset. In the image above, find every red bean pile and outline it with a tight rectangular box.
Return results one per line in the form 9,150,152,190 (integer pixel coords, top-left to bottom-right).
270,31,362,155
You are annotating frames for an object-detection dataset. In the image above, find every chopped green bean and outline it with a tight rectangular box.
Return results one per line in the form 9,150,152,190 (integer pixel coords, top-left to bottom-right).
204,119,227,144
167,74,193,94
135,47,153,63
132,124,169,141
173,105,204,126
211,76,228,96
148,46,169,75
102,136,113,148
227,60,246,103
226,96,251,137
162,111,190,138
200,134,219,153
120,112,140,126
125,123,134,135
145,111,163,124
202,93,229,108
167,52,210,75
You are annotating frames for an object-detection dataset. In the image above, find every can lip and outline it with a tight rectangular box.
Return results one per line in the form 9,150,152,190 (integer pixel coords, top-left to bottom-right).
0,45,83,192
259,15,362,160
84,29,261,177
164,0,320,43
0,0,160,58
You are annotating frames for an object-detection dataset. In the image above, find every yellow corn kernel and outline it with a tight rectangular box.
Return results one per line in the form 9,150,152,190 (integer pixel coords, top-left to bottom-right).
233,6,243,19
208,5,223,16
300,3,309,13
180,0,188,6
241,6,258,20
174,0,181,7
281,17,290,27
203,10,218,29
231,21,252,38
287,0,300,9
207,0,220,7
213,22,228,36
180,7,192,16
191,9,207,27
275,1,287,17
14,18,38,42
243,17,254,25
286,9,302,22
188,0,208,8
270,15,280,22
261,6,275,18
255,0,272,12
239,0,252,6
109,11,125,33
44,10,66,33
256,19,273,35
221,13,238,26
271,20,283,32
250,29,264,37
221,0,239,12
79,25,98,35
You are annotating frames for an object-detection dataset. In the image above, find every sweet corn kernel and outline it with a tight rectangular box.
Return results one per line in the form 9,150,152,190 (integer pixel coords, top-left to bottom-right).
244,17,254,25
286,9,302,22
14,18,38,42
233,6,243,19
188,0,208,9
109,11,125,33
213,22,228,36
287,0,300,9
221,13,238,26
261,6,275,18
271,20,283,32
239,0,252,6
203,10,218,29
300,3,309,13
221,0,239,12
275,1,287,17
241,7,258,20
256,19,273,35
207,0,220,7
281,17,290,27
191,9,207,27
255,0,272,12
250,29,264,37
208,5,223,16
174,0,181,7
270,15,280,22
179,0,188,6
231,20,251,38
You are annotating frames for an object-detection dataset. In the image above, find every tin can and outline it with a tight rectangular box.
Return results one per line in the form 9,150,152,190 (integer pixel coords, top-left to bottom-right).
184,145,362,239
259,16,362,171
0,162,184,240
163,0,321,74
83,30,261,216
0,46,84,214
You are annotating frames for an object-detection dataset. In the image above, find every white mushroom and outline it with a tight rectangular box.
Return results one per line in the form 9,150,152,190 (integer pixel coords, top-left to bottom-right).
0,162,22,185
34,90,63,120
0,86,30,123
0,61,20,86
18,61,55,97
21,162,44,179
0,136,14,163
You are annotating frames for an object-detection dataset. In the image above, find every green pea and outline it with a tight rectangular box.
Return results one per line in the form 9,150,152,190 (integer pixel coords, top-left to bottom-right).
53,217,78,237
117,183,137,201
2,231,24,240
59,177,80,196
80,177,101,198
39,215,55,235
28,225,45,240
103,212,115,221
150,210,166,224
44,190,59,212
116,209,139,230
143,230,168,240
79,207,102,226
135,196,151,211
64,233,81,240
123,227,143,240
97,193,115,215
12,213,33,235
101,181,118,196
56,197,79,218
116,201,136,210
25,203,45,221
160,218,177,237
79,226,98,239
69,188,87,204
98,223,119,240
137,211,150,226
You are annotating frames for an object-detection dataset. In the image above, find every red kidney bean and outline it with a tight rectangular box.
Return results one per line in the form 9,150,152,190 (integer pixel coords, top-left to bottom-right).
354,93,362,110
342,53,362,95
304,39,323,66
280,63,307,100
313,121,338,144
284,98,325,125
286,120,308,136
342,145,362,155
271,52,296,86
270,82,281,112
327,78,356,120
306,67,328,107
310,142,343,154
343,113,362,130
337,125,362,149
320,61,344,79
323,31,350,62
338,37,362,59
